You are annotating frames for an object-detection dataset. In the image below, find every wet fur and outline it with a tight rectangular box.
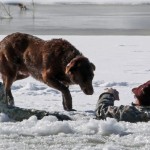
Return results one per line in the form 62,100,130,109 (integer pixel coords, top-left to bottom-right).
0,32,95,110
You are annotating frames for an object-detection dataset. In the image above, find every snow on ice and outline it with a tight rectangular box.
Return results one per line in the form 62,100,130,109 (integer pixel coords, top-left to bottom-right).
0,35,150,149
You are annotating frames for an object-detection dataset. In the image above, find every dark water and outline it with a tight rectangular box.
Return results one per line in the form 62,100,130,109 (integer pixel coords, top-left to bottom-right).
1,4,150,35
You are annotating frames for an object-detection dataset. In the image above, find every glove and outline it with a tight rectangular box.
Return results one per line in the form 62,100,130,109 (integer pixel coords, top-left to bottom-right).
104,88,120,100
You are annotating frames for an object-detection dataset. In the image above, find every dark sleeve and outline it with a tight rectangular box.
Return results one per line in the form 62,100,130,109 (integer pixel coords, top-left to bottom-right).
95,93,150,123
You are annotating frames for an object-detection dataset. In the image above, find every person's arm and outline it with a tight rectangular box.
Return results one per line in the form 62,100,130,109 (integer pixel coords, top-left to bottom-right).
95,89,150,123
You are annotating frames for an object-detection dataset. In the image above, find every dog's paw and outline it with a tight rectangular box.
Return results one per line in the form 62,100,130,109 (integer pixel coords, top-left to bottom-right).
66,108,76,111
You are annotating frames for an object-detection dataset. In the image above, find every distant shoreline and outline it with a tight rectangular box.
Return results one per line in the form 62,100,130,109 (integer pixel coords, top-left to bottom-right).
2,0,150,6
1,4,150,35
3,2,150,6
13,29,150,36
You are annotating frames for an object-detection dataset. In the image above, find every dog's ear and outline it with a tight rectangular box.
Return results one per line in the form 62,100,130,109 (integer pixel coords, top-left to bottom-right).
90,63,96,71
65,61,76,74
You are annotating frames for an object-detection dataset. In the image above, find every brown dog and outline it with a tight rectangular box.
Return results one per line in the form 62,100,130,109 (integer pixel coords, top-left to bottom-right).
0,32,95,111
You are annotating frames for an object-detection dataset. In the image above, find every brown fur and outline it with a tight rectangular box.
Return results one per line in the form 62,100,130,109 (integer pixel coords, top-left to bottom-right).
0,32,95,111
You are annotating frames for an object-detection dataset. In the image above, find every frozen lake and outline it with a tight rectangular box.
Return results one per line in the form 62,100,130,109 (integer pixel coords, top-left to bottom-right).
1,2,150,150
1,4,150,35
0,35,150,150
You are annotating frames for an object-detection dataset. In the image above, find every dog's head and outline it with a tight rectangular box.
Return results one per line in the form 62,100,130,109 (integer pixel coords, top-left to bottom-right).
66,56,95,95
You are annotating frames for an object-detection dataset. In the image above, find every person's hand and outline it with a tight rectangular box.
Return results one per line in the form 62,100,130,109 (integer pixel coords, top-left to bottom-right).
104,88,120,100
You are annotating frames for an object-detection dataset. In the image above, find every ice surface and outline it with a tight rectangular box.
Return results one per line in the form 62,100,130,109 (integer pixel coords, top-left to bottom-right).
0,35,150,149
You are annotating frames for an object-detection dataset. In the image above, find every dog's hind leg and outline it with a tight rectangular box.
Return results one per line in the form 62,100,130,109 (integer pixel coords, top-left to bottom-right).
2,74,16,106
2,72,28,106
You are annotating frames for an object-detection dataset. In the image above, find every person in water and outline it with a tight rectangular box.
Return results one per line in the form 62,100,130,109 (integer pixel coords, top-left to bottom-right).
95,81,150,123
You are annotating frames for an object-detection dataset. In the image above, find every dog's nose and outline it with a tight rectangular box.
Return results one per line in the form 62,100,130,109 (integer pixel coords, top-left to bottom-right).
83,87,94,95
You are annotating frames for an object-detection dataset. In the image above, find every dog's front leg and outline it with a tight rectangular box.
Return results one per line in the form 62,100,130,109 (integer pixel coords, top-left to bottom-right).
49,79,72,111
42,72,73,111
62,86,72,111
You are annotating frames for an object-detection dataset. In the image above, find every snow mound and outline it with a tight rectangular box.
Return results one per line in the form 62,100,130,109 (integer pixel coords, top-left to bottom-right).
0,114,127,137
94,81,129,87
99,118,126,135
101,82,129,87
